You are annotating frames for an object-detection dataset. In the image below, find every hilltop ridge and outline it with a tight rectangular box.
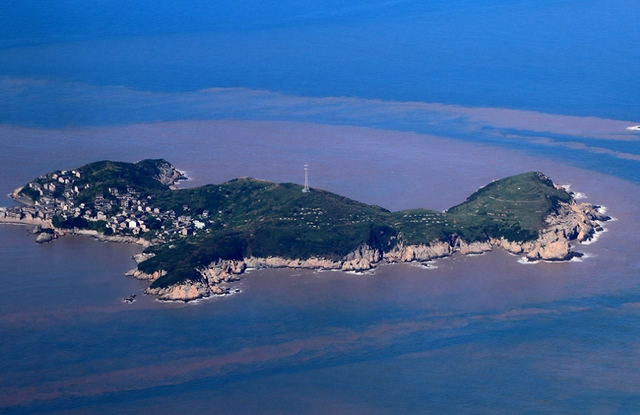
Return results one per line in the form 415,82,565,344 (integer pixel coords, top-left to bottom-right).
2,160,610,302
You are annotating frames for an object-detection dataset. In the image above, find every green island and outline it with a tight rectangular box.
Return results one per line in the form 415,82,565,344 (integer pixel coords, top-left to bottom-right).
2,159,610,302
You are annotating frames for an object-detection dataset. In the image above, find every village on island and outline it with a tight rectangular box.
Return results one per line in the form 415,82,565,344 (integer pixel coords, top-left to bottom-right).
1,161,208,243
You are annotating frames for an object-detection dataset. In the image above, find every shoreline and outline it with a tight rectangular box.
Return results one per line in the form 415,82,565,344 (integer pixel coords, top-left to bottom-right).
0,216,151,246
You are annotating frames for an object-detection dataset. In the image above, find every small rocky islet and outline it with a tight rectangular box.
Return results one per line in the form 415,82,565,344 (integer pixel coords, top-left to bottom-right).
2,159,610,302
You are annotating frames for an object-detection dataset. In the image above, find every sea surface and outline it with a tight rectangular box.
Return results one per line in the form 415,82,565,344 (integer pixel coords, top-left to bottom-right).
1,0,640,413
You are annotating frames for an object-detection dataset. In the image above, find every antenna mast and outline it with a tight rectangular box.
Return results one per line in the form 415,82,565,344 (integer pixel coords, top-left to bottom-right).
302,164,310,193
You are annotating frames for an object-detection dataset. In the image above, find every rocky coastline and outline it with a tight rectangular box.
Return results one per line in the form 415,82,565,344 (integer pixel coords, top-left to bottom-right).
123,200,610,302
2,160,612,304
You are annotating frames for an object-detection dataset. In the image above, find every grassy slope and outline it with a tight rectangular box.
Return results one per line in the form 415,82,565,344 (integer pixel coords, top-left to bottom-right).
446,171,572,241
73,160,172,203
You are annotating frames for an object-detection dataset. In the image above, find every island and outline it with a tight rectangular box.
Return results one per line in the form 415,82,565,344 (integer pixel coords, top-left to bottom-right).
1,159,610,302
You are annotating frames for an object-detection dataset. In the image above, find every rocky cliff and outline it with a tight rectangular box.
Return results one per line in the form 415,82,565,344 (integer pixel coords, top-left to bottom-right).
151,160,187,189
492,202,609,261
144,279,213,301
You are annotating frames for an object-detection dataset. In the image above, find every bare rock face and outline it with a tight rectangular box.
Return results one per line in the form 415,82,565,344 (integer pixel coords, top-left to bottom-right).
457,240,492,255
97,234,151,246
152,160,187,189
545,202,604,243
385,241,453,262
540,240,572,261
201,259,246,284
491,201,609,261
341,244,381,271
526,240,572,261
125,269,167,281
144,279,212,301
244,256,341,270
493,238,524,254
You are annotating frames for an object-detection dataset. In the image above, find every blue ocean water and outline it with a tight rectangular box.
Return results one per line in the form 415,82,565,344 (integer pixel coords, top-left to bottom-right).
1,0,640,413
1,0,639,122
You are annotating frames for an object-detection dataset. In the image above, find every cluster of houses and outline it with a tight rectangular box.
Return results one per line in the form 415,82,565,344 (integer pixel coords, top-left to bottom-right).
6,170,211,241
102,201,208,238
101,201,210,239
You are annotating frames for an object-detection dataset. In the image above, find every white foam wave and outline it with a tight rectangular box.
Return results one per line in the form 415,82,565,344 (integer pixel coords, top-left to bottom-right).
581,226,609,245
174,170,191,188
344,269,375,275
560,184,587,199
410,261,438,269
626,125,640,131
569,253,592,263
314,268,340,273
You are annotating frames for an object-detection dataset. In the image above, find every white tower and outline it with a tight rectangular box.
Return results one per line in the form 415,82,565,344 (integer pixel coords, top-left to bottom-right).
302,164,310,193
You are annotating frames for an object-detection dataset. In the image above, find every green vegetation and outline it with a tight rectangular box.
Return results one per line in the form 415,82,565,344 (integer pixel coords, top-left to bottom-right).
151,178,396,258
52,216,109,233
73,159,173,205
150,267,206,290
18,186,40,202
446,171,572,241
447,172,571,227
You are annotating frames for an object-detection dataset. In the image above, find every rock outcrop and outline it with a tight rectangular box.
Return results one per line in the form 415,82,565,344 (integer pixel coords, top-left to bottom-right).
152,160,187,189
341,244,381,271
243,256,342,270
35,232,56,243
144,279,212,301
124,268,167,281
457,240,493,255
384,240,453,262
491,202,609,261
201,259,246,284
